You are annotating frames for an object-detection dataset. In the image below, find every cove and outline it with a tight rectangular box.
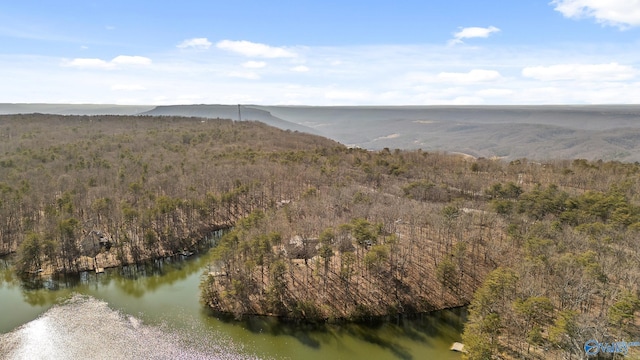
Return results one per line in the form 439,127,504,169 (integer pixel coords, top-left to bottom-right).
0,249,464,359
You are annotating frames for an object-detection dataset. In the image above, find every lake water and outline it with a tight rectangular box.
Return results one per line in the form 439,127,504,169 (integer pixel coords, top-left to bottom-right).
0,251,464,359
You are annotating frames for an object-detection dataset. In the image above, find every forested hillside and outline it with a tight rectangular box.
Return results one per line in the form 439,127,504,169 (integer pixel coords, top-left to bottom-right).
1,114,638,359
0,114,338,273
462,172,640,359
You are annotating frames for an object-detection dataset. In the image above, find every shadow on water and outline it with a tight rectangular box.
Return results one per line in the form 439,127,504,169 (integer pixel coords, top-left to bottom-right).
211,307,466,360
14,272,82,306
342,327,412,360
0,260,18,288
334,310,465,360
211,311,325,349
5,251,210,306
111,252,214,297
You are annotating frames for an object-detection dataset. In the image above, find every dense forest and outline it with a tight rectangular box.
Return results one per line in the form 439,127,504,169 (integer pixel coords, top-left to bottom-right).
1,114,639,359
0,114,339,273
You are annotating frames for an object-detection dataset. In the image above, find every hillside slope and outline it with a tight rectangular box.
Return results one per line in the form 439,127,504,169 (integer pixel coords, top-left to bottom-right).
140,104,640,162
140,105,318,134
254,105,640,161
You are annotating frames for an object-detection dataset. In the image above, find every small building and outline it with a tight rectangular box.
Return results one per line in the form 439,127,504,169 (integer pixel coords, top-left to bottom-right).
285,235,318,260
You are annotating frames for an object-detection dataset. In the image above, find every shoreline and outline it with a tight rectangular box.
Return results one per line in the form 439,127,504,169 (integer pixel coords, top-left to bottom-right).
205,303,469,327
3,247,469,328
5,228,228,278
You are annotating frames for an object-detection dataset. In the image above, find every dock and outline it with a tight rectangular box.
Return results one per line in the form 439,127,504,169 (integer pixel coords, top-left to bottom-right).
94,257,104,274
450,342,466,353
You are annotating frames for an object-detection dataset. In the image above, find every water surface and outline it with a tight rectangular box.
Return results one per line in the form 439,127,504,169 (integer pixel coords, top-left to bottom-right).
0,253,463,359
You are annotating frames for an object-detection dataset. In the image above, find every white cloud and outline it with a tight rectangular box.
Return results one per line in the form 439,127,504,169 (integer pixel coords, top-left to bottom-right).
64,55,152,69
242,61,267,69
551,0,640,28
522,62,636,81
65,58,112,69
450,26,500,45
216,40,297,58
437,69,502,83
226,71,261,80
291,65,309,72
111,55,152,66
177,37,212,50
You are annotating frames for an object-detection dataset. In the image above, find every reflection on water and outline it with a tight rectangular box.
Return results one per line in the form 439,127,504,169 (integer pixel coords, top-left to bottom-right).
0,251,464,360
217,308,466,360
0,295,255,360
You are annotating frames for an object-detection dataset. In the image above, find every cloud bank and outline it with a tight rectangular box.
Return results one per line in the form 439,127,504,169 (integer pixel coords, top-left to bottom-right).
63,55,152,69
3,19,639,107
552,0,640,28
522,62,637,81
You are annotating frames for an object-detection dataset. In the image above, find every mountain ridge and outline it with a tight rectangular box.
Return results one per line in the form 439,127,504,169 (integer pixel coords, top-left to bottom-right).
3,103,640,161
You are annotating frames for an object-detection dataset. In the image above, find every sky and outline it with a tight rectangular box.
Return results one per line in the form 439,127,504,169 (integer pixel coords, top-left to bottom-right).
2,0,640,105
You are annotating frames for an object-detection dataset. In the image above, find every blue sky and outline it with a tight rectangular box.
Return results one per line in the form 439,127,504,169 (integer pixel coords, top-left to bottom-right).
2,0,640,105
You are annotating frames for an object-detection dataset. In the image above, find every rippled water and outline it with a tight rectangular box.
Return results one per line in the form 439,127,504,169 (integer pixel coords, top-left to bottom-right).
0,295,254,360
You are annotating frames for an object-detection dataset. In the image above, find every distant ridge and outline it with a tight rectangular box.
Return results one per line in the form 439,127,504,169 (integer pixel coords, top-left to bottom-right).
139,105,318,134
3,103,640,161
0,103,154,115
255,105,640,162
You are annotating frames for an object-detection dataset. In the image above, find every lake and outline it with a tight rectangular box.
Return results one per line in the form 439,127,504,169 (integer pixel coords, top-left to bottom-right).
0,249,464,359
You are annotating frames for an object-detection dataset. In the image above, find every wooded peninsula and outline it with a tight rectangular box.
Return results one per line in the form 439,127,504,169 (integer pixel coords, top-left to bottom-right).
1,114,638,359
